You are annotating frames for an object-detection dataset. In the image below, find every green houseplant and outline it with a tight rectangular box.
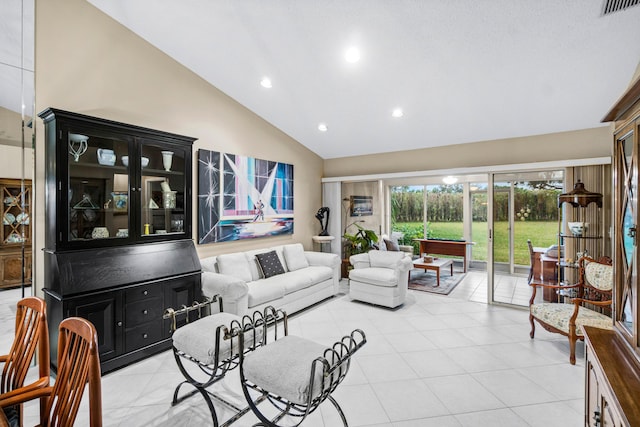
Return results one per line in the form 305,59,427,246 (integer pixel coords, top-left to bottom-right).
343,223,378,259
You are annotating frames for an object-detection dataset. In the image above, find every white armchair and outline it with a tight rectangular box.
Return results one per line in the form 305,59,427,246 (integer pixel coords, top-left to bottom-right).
348,250,413,308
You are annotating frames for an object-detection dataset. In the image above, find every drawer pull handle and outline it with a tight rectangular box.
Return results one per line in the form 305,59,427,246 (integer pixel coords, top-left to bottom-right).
143,290,148,296
143,333,148,339
143,309,148,315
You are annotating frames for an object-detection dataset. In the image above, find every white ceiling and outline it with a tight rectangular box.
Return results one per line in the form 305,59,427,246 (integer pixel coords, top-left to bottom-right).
69,2,640,158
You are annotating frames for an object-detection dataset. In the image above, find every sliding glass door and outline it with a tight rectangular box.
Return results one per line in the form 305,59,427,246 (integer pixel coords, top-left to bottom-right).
490,170,562,306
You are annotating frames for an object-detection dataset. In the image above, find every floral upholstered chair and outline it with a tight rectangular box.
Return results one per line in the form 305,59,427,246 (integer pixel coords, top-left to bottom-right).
529,256,613,364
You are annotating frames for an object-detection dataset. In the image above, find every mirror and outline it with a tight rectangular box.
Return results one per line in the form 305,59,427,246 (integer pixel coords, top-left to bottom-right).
0,0,35,296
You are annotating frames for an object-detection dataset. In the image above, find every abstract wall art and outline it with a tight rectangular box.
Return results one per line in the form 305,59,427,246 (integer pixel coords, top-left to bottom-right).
198,149,294,244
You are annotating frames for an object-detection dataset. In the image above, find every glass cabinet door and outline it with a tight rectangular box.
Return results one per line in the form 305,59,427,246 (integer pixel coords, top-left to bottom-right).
616,127,636,336
139,141,187,238
66,130,132,243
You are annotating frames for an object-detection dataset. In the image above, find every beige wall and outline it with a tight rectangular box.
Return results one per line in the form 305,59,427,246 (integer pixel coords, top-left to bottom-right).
33,0,324,294
324,126,612,177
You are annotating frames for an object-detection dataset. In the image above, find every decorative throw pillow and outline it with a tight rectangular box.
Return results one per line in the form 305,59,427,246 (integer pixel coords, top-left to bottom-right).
255,250,286,278
283,244,309,271
384,238,400,251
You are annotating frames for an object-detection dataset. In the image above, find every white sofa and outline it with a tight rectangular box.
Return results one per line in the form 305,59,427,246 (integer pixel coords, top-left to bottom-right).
200,243,340,316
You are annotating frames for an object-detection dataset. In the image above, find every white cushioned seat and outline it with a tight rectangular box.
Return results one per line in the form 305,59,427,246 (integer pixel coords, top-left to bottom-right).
243,335,326,405
530,303,613,336
349,267,398,287
172,312,263,365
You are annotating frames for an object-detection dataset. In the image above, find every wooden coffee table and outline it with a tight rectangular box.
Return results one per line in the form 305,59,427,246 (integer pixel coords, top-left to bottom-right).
411,258,453,286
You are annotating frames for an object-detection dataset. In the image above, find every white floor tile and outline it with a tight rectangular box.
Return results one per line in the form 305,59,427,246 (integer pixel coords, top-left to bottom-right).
0,271,586,426
423,374,505,414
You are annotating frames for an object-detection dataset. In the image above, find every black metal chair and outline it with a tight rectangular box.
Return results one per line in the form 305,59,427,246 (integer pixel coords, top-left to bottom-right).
237,307,366,427
163,296,267,427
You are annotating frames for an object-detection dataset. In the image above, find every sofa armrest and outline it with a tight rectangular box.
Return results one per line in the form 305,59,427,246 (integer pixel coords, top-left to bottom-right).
399,244,414,255
396,257,413,273
304,251,340,267
201,271,249,316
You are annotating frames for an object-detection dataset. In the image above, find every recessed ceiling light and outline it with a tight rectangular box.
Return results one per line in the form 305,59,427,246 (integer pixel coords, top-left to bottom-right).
260,77,272,88
344,47,361,63
392,108,404,118
318,123,328,132
443,176,458,185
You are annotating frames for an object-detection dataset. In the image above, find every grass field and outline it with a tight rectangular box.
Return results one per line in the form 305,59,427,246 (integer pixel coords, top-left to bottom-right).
396,221,557,266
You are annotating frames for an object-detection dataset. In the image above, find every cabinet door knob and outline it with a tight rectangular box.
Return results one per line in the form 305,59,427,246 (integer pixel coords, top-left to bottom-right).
117,321,123,327
143,309,148,315
142,333,148,339
143,290,148,296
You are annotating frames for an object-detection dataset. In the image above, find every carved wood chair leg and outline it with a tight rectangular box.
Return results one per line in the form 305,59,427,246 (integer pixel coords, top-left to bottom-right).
569,331,577,365
529,314,536,339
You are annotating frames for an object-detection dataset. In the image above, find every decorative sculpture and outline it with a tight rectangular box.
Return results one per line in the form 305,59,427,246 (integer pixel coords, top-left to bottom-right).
315,206,330,236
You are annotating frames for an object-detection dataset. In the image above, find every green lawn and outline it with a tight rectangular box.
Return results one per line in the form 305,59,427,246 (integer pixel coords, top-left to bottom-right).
396,221,557,266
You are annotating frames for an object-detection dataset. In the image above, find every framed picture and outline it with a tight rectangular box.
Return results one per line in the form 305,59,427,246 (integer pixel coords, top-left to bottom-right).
112,192,128,213
350,195,373,216
197,149,294,244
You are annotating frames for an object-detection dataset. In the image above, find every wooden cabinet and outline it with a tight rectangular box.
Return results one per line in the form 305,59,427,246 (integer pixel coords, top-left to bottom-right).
0,178,31,289
38,109,202,373
584,73,640,426
583,327,639,427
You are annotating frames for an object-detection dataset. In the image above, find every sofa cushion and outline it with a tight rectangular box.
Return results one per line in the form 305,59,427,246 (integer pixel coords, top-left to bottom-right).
243,335,327,405
283,244,309,271
246,280,286,308
278,266,332,294
349,267,398,287
255,250,286,278
217,253,252,282
369,250,405,268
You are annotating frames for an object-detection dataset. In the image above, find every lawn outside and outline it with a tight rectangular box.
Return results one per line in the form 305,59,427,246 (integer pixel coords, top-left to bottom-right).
394,221,557,266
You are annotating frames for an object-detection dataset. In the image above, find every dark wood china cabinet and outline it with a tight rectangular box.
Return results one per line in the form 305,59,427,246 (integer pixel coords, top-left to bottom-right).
39,108,202,373
583,76,640,426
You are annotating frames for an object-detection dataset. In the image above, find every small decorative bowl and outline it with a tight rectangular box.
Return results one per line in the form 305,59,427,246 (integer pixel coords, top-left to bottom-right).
122,156,149,168
568,221,589,236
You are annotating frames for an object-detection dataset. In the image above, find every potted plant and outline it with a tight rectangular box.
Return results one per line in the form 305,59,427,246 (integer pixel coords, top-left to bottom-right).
342,223,378,277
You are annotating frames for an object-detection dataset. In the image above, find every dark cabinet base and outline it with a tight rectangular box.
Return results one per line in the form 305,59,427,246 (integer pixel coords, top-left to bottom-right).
45,272,201,374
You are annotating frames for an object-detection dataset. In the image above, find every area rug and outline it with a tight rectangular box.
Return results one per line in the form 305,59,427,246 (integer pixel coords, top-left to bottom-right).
408,269,466,295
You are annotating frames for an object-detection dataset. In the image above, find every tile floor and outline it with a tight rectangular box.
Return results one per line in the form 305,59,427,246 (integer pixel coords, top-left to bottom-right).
0,271,585,426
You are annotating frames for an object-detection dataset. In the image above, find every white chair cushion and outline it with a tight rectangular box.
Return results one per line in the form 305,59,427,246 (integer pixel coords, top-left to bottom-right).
530,303,613,336
243,335,326,405
217,253,252,282
283,244,309,271
349,267,398,287
368,250,404,268
172,312,263,365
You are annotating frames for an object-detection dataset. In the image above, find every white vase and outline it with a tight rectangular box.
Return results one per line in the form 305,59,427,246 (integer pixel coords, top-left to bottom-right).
161,151,174,171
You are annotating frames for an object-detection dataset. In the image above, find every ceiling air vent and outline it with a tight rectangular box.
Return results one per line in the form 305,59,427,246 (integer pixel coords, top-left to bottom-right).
602,0,640,15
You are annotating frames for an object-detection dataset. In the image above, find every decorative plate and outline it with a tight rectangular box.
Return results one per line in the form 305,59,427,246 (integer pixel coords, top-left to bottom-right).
3,212,15,225
16,213,29,225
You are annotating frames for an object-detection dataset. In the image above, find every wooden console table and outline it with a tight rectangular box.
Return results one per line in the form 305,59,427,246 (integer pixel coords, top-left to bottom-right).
414,239,474,272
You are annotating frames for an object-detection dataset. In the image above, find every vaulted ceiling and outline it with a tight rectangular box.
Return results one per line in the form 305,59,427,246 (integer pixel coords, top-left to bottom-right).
5,1,640,158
